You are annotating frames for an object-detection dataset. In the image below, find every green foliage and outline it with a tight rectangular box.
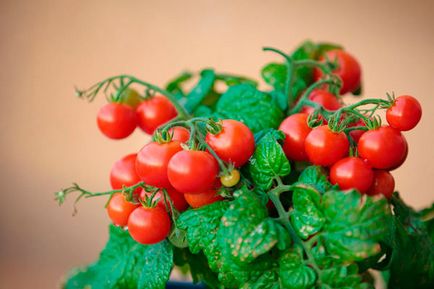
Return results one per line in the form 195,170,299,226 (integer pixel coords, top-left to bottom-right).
214,84,284,133
279,249,316,289
185,69,216,113
249,129,291,190
63,225,173,289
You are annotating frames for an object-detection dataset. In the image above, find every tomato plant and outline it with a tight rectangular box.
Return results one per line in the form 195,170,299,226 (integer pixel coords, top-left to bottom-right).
168,126,190,143
97,103,137,139
205,119,255,167
140,187,188,212
367,170,395,199
127,206,171,245
386,95,422,131
106,193,139,227
184,189,223,208
301,89,341,114
279,113,311,161
110,153,141,195
220,169,240,187
136,95,178,134
330,157,374,193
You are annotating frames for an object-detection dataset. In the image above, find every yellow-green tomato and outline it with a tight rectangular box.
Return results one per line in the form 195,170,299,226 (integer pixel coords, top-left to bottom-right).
220,169,240,187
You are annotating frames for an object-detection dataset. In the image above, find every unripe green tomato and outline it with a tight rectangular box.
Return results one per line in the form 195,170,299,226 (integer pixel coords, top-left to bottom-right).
220,169,240,187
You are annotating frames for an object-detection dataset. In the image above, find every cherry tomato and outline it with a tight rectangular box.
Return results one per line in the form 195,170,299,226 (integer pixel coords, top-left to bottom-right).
97,103,137,139
386,95,422,131
367,170,395,199
184,189,223,208
168,150,219,194
301,89,341,114
127,206,171,244
110,153,141,196
314,49,361,94
358,126,407,170
330,157,374,193
168,126,190,143
220,169,240,187
106,193,138,227
136,96,177,134
140,187,188,212
348,119,366,143
136,141,183,188
205,119,255,167
119,88,142,108
279,113,312,161
304,125,349,166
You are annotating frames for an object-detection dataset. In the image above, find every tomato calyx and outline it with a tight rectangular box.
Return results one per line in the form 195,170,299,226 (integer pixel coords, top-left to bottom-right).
205,119,223,135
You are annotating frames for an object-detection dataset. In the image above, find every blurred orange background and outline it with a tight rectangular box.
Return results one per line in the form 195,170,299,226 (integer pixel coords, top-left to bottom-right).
0,0,433,288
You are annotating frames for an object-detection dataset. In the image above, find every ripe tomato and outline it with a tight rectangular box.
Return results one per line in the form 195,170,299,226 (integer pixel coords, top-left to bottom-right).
205,119,255,167
348,119,366,143
386,95,422,131
168,150,219,194
279,113,311,161
106,193,138,227
136,96,177,134
110,153,141,195
220,169,240,187
184,189,223,208
367,170,395,199
127,206,171,244
140,187,188,212
97,103,137,139
330,157,374,193
168,126,190,143
301,89,341,114
304,125,349,166
119,88,142,108
314,49,361,94
136,141,183,188
358,126,407,170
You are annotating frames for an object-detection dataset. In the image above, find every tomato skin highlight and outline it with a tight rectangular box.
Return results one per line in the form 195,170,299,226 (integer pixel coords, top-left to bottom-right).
184,189,223,208
140,187,188,212
367,170,395,199
314,49,361,94
97,103,137,139
330,157,374,193
304,125,349,166
168,126,190,143
127,206,171,245
136,141,183,188
205,119,255,167
107,193,139,227
386,95,422,131
279,113,312,161
110,153,141,195
358,126,407,170
136,96,177,134
168,150,219,194
301,89,341,114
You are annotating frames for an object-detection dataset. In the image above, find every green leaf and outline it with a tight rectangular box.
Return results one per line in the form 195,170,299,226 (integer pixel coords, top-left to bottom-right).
63,225,173,289
185,69,216,113
249,130,291,190
295,165,333,194
279,249,317,289
215,73,257,87
290,186,325,239
321,190,391,262
386,195,434,289
214,84,284,133
261,63,287,91
177,201,230,272
320,264,373,289
165,71,193,99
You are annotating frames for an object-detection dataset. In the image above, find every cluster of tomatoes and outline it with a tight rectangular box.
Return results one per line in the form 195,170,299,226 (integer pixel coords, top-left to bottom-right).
106,111,255,245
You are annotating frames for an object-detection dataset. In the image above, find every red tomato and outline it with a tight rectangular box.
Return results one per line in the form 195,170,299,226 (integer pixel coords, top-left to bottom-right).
348,119,366,143
301,89,341,114
136,96,177,134
127,206,171,244
367,170,395,199
386,95,422,131
304,125,349,166
314,49,361,94
330,157,374,193
168,150,219,194
184,189,223,208
358,126,407,170
110,154,141,196
136,141,183,188
97,103,137,139
140,187,188,212
279,113,312,161
168,126,190,143
106,193,139,227
205,119,255,167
